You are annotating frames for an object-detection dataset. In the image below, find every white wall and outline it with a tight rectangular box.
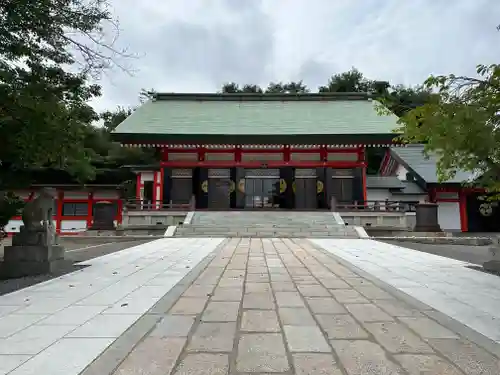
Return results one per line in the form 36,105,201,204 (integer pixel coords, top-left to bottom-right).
438,202,461,231
60,220,87,233
367,189,391,202
5,219,22,233
395,165,408,181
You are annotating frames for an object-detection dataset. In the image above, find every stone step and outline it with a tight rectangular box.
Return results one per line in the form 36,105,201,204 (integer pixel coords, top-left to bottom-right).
173,232,359,238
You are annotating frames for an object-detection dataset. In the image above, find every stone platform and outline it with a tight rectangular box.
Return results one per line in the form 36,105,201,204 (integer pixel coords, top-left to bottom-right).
1,238,500,375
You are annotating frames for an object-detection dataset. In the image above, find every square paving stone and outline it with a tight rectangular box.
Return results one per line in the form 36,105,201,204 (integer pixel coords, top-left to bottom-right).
202,302,240,322
188,322,236,352
343,277,374,287
170,297,208,315
399,317,459,339
331,340,404,375
364,322,434,354
173,353,229,375
246,273,270,283
271,282,296,292
374,300,423,317
275,292,305,307
356,286,395,300
236,333,289,372
150,315,195,337
247,267,268,274
292,353,343,375
243,293,275,309
241,310,280,332
316,314,369,339
114,337,185,375
270,274,293,282
245,283,271,293
284,326,330,352
320,278,350,289
183,285,216,298
345,304,394,322
211,288,243,302
287,267,311,275
427,338,500,375
329,289,369,304
218,278,244,288
278,307,316,326
394,354,464,375
297,285,331,297
305,297,347,314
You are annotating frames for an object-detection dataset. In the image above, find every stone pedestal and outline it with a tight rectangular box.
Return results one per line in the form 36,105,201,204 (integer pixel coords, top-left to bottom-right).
414,203,442,232
0,226,66,278
89,201,116,231
483,245,500,272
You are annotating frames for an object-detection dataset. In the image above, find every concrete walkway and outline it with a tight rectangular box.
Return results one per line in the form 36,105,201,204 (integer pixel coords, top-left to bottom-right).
0,238,224,375
313,238,500,343
1,237,500,374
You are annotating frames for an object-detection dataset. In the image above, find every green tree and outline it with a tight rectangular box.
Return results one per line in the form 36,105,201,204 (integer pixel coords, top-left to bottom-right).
265,81,309,93
379,64,500,189
0,0,127,233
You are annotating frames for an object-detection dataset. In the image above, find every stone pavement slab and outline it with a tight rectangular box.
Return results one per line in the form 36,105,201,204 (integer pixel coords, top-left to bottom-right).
312,238,500,343
111,237,500,375
0,238,224,375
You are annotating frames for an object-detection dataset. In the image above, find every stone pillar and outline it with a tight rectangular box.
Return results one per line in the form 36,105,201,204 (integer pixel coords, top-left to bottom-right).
483,243,500,272
414,203,442,232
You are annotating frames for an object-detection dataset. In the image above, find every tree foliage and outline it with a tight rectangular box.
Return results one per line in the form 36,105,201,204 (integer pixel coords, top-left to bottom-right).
379,64,500,189
0,0,129,230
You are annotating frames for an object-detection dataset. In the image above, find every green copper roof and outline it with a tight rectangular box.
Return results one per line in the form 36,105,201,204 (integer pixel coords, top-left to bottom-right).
112,93,400,143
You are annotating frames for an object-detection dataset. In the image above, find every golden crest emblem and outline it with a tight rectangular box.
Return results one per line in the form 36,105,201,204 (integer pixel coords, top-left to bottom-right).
317,180,324,193
201,180,208,193
279,178,287,193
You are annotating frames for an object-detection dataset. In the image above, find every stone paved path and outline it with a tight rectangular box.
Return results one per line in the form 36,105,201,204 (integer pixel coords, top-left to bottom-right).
113,238,500,375
313,238,500,343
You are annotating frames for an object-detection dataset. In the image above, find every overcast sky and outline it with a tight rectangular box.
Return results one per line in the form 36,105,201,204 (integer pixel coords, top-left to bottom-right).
90,0,500,112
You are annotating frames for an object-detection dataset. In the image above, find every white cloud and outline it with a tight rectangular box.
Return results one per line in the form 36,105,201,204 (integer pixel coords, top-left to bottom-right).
90,0,500,111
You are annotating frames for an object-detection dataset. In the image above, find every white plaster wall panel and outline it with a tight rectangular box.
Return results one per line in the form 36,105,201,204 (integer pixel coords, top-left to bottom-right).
290,153,320,161
205,153,234,161
241,153,283,162
140,172,155,183
60,220,87,232
5,220,23,232
438,202,461,231
167,152,197,161
93,191,120,199
367,189,391,203
155,186,161,203
395,165,408,180
436,192,459,200
327,153,358,161
156,172,161,183
391,193,427,203
64,191,90,199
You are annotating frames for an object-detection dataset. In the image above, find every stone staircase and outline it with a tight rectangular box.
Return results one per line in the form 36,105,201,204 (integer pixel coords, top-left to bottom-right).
173,211,359,238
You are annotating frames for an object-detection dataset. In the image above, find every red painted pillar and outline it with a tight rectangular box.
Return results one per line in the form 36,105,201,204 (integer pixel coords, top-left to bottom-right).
358,147,367,203
459,190,469,232
283,145,291,163
56,191,64,234
135,173,142,201
116,199,123,224
86,192,94,229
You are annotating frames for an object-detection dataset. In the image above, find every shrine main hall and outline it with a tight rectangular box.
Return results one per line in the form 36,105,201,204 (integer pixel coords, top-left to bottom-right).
112,92,401,210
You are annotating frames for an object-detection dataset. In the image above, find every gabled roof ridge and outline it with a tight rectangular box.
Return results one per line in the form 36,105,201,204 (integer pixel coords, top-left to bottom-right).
152,92,373,102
